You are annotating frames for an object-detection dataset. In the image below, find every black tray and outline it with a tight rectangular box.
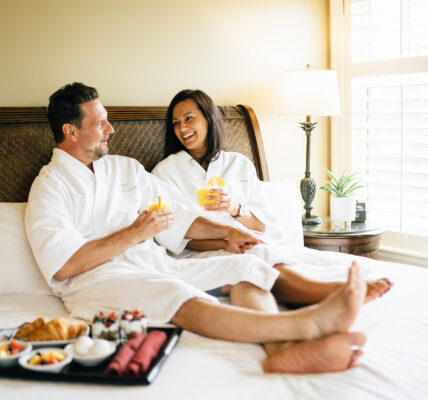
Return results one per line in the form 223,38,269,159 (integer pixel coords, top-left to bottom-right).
0,326,182,385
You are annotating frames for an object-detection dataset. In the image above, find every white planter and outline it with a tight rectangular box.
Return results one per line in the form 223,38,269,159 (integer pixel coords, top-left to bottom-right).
330,196,356,227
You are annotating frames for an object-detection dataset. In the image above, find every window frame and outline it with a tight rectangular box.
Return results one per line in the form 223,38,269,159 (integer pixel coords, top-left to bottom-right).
329,0,428,265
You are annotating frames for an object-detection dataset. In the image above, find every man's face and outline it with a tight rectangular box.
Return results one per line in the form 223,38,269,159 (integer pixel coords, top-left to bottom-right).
74,99,114,163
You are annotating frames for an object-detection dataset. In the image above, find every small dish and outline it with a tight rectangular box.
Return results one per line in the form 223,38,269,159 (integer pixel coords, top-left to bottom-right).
65,341,116,367
19,347,72,373
0,340,32,368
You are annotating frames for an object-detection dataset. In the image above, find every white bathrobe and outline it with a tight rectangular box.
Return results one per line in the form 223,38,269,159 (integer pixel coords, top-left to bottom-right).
152,150,295,264
25,149,279,323
152,151,283,240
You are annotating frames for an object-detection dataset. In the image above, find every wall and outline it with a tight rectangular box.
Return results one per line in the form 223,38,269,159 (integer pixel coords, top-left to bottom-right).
0,0,329,216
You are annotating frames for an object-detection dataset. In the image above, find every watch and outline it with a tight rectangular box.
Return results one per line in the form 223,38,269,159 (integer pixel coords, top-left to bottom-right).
231,204,242,218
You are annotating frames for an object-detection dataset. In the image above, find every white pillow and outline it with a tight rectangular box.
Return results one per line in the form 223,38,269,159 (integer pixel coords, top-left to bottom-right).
260,180,304,247
0,202,55,296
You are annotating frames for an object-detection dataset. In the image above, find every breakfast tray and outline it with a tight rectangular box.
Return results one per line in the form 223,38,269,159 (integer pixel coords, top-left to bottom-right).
0,326,182,385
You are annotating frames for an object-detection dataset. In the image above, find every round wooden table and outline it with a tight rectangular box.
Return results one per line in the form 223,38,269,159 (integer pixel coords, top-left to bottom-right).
303,218,384,259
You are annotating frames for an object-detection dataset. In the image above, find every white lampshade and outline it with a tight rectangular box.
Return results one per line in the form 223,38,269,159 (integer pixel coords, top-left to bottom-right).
279,69,341,116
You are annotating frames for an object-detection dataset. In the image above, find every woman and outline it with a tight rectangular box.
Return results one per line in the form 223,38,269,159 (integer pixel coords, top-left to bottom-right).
152,89,283,252
152,89,392,306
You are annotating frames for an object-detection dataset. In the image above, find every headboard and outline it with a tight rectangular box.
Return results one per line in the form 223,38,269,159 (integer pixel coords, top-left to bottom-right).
0,105,269,202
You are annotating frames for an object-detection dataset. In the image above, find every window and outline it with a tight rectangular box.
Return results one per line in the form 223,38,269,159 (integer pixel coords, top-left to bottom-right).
350,0,428,239
351,0,428,62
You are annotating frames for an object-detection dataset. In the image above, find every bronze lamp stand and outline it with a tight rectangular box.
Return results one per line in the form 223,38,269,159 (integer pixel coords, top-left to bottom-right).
279,67,340,225
300,115,321,225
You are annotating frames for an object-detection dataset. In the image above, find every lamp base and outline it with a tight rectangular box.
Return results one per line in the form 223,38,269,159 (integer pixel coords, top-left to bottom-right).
302,214,322,225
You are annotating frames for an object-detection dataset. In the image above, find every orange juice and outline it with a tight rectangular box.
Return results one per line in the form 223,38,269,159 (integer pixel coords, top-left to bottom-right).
148,203,171,211
148,196,171,211
197,188,219,207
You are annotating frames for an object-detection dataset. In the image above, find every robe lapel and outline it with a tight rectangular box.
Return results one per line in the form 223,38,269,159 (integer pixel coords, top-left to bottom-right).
206,155,219,178
92,158,109,236
178,150,206,181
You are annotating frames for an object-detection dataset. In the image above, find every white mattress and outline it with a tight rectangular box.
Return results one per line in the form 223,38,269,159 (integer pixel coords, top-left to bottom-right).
1,248,427,400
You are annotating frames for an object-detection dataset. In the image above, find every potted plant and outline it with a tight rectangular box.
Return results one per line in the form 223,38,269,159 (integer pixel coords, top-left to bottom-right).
320,168,364,226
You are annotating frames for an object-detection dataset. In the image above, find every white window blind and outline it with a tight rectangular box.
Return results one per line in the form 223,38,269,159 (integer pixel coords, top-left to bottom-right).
350,0,428,237
351,0,428,62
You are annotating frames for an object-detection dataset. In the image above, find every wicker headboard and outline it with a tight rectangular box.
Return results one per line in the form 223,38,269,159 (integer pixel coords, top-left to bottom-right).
0,105,269,202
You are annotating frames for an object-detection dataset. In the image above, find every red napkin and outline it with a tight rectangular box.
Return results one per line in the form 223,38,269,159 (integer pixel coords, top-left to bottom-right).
126,330,167,376
105,332,145,376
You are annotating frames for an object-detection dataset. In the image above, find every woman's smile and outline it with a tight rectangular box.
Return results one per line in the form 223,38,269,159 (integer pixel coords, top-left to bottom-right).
172,99,208,159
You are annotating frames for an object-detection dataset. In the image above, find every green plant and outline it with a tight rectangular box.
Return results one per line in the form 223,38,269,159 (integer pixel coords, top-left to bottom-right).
320,168,363,198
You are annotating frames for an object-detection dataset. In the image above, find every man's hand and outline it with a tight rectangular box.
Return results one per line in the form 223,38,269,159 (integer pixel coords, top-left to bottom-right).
130,209,174,243
226,228,263,254
53,209,174,282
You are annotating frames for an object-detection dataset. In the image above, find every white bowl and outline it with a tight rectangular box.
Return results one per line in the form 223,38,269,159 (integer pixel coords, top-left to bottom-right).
64,341,116,367
0,340,32,368
19,347,72,373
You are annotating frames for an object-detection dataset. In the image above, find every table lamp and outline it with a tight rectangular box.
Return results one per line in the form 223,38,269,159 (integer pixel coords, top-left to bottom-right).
279,65,341,225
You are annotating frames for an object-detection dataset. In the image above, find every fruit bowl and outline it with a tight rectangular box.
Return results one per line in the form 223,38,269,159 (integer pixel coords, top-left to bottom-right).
0,340,32,368
19,347,72,373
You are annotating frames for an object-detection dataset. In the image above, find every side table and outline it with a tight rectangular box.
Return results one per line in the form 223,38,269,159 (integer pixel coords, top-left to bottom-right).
303,218,384,259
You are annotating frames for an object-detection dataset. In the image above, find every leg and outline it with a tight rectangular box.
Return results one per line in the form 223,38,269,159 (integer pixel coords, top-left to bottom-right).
272,262,392,305
271,264,338,304
228,281,282,357
227,267,367,374
171,262,366,343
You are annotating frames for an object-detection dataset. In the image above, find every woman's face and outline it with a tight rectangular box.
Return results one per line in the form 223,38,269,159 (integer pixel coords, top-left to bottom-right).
172,99,209,159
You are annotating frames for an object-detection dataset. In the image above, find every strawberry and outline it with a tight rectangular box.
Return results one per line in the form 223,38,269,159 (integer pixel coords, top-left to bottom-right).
9,340,20,350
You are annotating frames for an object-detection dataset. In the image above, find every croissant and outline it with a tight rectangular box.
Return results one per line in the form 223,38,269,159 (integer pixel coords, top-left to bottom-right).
26,318,87,341
14,317,46,339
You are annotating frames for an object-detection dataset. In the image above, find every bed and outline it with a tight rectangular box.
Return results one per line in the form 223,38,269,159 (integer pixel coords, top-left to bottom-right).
1,105,427,399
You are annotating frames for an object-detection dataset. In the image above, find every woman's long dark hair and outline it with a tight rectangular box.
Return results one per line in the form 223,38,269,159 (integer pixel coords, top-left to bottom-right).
164,89,225,166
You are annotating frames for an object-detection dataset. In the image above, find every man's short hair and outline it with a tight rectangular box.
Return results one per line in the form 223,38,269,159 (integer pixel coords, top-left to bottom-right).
48,82,99,144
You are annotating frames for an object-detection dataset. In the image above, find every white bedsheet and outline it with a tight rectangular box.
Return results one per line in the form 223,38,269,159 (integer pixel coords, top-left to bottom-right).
1,248,427,400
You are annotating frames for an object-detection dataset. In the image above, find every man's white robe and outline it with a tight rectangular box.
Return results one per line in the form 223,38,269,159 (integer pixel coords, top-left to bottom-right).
152,150,295,264
25,149,278,323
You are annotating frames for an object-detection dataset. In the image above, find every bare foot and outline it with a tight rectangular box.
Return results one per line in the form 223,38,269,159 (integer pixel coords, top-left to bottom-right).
299,261,366,340
263,332,366,374
365,278,393,303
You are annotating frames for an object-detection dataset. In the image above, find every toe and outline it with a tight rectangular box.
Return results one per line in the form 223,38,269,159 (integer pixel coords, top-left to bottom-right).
349,349,364,368
350,331,367,347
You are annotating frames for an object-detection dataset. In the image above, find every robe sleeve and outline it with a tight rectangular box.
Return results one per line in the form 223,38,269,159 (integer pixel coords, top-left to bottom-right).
25,177,89,288
141,170,202,255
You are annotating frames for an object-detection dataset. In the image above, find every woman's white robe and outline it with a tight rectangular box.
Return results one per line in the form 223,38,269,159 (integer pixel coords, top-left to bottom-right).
25,149,278,323
152,150,294,264
153,151,283,240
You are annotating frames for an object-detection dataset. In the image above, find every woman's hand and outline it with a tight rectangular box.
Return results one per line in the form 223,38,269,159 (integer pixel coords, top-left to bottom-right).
204,188,240,216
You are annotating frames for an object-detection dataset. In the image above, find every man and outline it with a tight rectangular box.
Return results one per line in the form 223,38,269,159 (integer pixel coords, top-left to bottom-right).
26,82,367,374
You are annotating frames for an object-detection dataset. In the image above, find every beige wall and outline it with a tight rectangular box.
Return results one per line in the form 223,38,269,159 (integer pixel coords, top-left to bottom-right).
0,0,329,216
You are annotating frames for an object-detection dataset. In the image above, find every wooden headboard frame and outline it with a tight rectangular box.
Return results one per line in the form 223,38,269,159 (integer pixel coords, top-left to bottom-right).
0,105,269,202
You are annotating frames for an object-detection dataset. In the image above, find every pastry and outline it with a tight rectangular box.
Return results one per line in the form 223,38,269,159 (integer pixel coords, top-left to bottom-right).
26,318,87,341
14,317,46,339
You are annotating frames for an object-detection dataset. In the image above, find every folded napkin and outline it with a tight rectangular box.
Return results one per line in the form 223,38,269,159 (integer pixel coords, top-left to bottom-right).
105,331,145,376
126,330,167,376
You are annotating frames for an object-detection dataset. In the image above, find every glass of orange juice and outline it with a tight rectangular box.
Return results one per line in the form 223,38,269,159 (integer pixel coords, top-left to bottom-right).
197,178,225,208
148,196,171,211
